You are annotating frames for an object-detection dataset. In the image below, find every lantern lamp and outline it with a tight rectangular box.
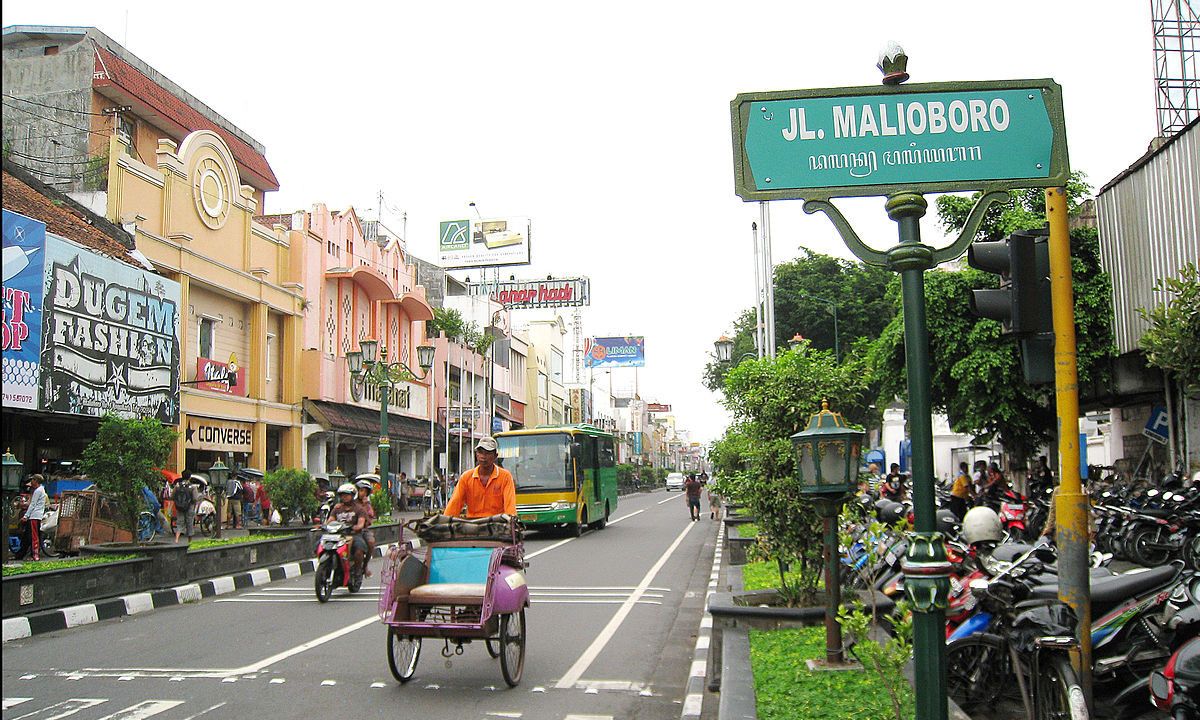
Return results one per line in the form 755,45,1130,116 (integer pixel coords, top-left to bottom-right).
790,400,864,496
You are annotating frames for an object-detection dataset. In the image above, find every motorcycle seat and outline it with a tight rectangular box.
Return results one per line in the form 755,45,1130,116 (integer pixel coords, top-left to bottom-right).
1134,507,1175,519
1028,565,1180,609
991,543,1035,563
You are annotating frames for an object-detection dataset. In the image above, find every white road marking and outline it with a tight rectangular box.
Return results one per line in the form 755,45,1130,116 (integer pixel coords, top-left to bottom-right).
531,599,661,605
682,693,704,715
94,700,184,720
608,509,645,524
19,675,37,680
689,659,706,677
3,698,33,710
486,713,522,718
269,679,285,684
525,537,576,559
370,682,386,688
214,598,377,603
657,495,681,505
573,680,646,692
529,586,670,592
564,715,613,720
531,592,664,598
321,680,336,686
9,698,107,720
555,521,695,689
177,702,226,720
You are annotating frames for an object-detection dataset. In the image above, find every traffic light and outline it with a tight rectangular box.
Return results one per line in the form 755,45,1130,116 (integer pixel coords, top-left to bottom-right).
967,228,1054,384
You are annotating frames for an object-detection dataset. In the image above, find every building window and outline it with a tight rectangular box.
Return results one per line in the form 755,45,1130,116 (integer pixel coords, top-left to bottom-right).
116,115,135,148
198,317,216,359
266,332,276,382
44,46,59,56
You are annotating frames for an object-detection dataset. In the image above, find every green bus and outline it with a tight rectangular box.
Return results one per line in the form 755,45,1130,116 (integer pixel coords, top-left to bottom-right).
496,424,618,536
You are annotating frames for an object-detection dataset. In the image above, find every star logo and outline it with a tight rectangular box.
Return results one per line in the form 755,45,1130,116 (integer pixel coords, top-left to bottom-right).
186,423,195,444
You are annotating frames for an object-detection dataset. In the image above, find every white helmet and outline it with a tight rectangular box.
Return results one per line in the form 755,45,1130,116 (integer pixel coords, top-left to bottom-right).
337,483,356,496
961,506,1003,545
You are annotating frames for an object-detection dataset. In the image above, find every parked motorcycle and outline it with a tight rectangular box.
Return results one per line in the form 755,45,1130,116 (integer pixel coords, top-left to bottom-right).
1149,637,1199,719
313,520,364,602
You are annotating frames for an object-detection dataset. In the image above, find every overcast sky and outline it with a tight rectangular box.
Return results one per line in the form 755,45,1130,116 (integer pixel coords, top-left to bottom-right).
3,1,1162,443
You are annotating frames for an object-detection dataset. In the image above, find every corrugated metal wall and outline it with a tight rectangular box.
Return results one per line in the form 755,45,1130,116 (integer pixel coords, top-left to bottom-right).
1096,122,1200,354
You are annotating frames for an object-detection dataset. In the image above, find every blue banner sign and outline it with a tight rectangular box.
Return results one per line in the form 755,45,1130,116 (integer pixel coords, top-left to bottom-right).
584,336,645,368
2,210,47,410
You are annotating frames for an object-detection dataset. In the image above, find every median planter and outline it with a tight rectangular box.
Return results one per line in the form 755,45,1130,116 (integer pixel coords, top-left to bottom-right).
3,556,152,618
724,524,757,566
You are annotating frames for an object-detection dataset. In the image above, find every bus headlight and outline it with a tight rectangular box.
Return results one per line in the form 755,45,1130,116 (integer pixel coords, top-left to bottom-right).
550,501,577,511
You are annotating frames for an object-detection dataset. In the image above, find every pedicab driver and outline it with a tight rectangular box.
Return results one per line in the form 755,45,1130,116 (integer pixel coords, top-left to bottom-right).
445,437,517,519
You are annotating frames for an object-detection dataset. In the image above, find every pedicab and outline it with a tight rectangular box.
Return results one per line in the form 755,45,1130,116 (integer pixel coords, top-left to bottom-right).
378,513,528,686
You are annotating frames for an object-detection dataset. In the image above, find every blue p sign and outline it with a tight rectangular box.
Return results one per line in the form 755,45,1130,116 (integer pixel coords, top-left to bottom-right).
1143,406,1169,445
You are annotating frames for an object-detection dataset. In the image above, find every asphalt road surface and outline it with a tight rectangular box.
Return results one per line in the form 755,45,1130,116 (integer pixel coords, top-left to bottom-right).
2,489,719,720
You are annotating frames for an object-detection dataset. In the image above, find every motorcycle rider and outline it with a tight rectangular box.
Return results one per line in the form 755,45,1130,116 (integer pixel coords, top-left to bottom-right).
354,479,377,576
331,483,368,574
445,436,516,519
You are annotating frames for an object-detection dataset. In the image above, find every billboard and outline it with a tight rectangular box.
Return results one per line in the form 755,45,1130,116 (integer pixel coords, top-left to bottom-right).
467,277,589,310
2,210,46,410
584,336,645,368
41,235,181,423
439,217,531,269
646,403,672,413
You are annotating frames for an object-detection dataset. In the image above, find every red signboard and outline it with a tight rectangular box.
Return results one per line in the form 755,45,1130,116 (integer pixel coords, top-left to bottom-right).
194,357,247,396
646,403,672,413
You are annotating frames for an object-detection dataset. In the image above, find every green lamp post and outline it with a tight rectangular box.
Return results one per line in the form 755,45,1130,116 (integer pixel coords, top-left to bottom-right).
208,458,230,537
348,340,435,501
2,449,24,564
791,401,863,666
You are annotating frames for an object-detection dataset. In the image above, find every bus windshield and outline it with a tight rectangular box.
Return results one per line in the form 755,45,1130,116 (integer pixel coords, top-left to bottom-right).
498,433,574,493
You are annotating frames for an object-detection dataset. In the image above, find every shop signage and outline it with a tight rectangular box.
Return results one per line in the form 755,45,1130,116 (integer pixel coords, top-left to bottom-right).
646,403,672,413
438,217,532,269
584,336,646,368
185,416,253,452
41,234,181,423
448,422,471,437
2,210,46,410
194,356,248,396
731,79,1067,201
467,277,590,309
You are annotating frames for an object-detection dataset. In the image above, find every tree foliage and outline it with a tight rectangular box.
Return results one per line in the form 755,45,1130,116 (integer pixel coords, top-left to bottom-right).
870,176,1115,460
1138,262,1200,398
704,251,894,391
709,344,872,604
263,468,318,525
81,415,178,544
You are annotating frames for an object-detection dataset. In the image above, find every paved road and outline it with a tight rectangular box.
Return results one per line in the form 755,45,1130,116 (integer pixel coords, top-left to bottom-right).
2,490,719,720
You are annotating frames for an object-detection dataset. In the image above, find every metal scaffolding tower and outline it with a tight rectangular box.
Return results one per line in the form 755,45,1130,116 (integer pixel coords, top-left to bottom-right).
1151,0,1199,136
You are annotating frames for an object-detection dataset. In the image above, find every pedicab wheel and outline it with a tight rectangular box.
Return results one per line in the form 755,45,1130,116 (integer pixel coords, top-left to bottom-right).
485,638,501,658
387,626,421,683
199,514,216,538
314,557,334,603
499,609,526,687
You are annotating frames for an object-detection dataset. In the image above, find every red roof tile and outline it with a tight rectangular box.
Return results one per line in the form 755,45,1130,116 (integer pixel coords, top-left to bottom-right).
93,47,280,191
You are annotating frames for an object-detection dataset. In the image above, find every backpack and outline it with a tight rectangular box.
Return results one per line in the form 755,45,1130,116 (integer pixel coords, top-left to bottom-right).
173,482,194,511
227,477,243,500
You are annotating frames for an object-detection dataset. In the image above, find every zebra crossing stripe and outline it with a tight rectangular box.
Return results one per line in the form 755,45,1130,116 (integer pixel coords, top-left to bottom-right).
2,698,33,710
94,700,184,719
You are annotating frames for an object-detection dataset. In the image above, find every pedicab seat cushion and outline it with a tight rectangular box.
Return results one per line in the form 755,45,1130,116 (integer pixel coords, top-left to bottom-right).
409,582,487,604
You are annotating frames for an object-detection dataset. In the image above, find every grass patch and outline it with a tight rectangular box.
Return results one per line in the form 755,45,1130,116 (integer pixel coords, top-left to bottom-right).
3,554,137,576
750,626,913,720
741,558,808,593
187,536,267,550
735,522,758,538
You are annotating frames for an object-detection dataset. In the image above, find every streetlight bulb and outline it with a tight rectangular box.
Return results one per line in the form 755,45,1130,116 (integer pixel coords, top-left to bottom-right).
714,336,733,363
360,338,379,365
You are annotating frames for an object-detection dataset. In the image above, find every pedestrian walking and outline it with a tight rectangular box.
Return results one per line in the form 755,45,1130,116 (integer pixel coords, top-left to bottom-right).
225,472,243,529
160,476,176,530
707,483,722,520
244,478,260,524
684,474,703,521
20,474,47,560
949,462,973,519
172,470,197,543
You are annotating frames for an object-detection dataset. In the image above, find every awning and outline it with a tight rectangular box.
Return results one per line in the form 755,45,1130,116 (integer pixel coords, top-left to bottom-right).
306,399,446,447
324,266,395,301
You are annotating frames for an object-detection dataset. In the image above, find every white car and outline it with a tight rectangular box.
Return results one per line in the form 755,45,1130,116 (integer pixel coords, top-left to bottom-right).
665,472,686,491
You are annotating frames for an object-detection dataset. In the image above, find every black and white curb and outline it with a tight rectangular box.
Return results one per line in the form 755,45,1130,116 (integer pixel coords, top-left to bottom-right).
681,522,723,720
2,543,399,643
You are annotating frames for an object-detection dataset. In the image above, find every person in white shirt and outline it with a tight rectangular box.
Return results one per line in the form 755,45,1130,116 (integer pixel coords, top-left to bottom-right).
21,474,48,561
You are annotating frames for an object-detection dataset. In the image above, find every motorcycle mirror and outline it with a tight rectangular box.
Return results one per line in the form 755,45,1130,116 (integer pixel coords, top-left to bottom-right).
1147,670,1170,702
969,578,990,593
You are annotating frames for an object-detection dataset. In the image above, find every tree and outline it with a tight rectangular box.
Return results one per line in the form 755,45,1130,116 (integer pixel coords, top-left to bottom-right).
869,176,1115,462
1138,263,1200,399
81,415,178,544
263,468,318,525
703,251,894,391
710,344,872,605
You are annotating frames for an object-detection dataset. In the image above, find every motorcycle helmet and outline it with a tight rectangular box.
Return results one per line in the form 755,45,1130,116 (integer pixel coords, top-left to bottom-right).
877,500,905,525
355,479,373,491
961,506,1003,545
853,493,875,515
936,508,960,536
337,483,356,497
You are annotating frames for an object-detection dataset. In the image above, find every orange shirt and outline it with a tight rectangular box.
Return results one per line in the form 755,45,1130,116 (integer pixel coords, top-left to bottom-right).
445,464,517,518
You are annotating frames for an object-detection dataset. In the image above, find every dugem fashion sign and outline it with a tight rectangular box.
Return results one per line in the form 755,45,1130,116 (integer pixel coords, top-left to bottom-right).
41,236,181,423
731,79,1068,201
584,336,645,369
467,277,590,309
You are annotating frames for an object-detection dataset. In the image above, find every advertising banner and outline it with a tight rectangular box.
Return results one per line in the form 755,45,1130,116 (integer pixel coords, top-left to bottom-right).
41,235,181,423
194,357,248,396
646,403,672,413
185,416,253,453
2,210,46,410
584,336,645,368
467,277,589,309
439,217,532,269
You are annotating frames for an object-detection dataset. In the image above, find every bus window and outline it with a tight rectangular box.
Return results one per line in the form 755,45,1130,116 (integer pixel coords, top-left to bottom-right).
575,435,599,499
599,437,615,468
498,434,573,492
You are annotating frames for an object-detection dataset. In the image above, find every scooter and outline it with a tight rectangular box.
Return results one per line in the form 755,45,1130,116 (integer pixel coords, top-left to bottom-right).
1149,637,1199,719
997,490,1028,542
313,520,364,602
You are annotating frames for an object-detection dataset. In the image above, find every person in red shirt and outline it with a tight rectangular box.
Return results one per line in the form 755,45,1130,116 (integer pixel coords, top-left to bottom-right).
444,437,516,519
684,474,703,521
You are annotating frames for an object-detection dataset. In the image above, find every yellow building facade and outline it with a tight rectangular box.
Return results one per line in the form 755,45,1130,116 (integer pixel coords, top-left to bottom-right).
103,130,304,473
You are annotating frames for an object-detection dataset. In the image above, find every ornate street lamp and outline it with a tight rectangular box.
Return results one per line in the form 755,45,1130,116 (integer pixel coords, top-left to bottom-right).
2,449,24,564
348,339,435,499
714,336,757,365
208,458,230,538
791,401,863,666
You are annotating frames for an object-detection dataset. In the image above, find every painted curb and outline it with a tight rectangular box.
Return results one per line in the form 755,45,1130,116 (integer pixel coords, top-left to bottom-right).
682,521,723,720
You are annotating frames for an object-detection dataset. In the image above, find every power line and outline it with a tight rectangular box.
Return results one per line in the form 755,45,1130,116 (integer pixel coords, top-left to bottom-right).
6,148,95,165
2,100,112,138
1,93,110,117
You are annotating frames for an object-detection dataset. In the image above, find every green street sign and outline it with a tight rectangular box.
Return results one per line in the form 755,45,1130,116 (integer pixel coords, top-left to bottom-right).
731,79,1068,201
